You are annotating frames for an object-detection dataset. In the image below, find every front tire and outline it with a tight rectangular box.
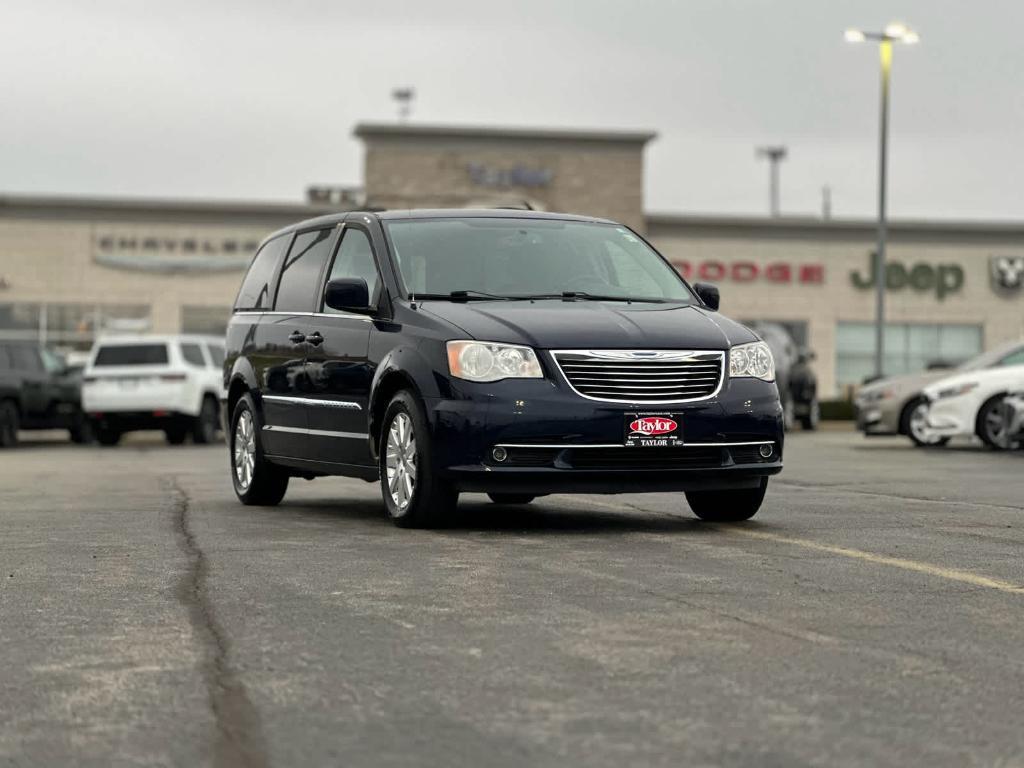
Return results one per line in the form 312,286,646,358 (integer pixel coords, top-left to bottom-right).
902,398,950,448
686,478,768,522
230,394,289,505
380,391,457,528
0,400,19,447
487,493,535,505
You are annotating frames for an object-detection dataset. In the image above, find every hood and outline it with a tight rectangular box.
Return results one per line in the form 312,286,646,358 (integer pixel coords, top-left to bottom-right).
858,369,951,399
417,300,757,350
922,363,1024,399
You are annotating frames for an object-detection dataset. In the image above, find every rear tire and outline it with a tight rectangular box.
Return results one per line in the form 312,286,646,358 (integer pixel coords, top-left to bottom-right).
0,400,19,447
686,478,768,522
799,399,820,431
165,424,188,445
69,410,95,444
192,396,219,444
230,394,289,505
96,426,122,446
487,493,535,505
380,391,457,528
976,395,1014,450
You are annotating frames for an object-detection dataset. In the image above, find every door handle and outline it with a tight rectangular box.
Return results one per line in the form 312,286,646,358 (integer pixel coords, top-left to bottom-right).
307,331,324,347
289,331,306,345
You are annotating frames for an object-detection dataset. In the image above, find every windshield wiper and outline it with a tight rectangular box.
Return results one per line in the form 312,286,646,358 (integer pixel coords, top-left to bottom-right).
518,291,669,303
413,290,515,302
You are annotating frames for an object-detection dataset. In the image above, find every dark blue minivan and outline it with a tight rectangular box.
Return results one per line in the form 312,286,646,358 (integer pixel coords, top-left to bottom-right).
223,210,783,527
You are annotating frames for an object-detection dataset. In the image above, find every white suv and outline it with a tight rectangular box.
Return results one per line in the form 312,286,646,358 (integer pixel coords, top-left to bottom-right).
82,335,225,446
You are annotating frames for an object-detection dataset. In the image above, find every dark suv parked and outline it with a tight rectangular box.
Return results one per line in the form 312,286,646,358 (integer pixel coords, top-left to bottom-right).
0,342,90,446
224,210,783,527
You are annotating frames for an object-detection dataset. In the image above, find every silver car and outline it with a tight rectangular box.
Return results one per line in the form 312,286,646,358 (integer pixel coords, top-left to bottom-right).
855,340,1024,446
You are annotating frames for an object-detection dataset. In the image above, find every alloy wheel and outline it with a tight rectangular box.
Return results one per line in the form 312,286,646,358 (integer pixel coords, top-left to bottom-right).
234,410,256,490
909,402,940,445
984,402,1011,448
385,412,417,512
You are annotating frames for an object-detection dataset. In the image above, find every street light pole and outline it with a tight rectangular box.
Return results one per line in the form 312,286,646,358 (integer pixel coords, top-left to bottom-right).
875,39,891,382
845,22,918,381
756,145,787,217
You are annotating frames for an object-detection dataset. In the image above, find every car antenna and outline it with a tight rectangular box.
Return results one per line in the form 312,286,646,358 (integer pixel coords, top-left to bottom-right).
409,291,418,310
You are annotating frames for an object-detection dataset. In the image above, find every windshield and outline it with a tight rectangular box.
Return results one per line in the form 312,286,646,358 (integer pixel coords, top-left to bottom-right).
93,343,169,366
384,218,694,302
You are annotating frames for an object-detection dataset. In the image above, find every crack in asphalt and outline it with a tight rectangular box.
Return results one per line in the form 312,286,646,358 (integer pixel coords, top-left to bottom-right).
164,477,270,768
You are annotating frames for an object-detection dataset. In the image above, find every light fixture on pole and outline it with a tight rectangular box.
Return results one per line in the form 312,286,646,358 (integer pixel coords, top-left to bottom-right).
755,145,788,217
845,21,919,380
391,87,415,122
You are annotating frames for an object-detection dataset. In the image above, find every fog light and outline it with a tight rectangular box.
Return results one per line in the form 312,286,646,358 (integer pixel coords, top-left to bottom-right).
759,443,774,459
491,446,508,463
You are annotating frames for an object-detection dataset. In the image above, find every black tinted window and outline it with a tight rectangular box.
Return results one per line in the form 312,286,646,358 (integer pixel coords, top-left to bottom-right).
94,344,169,366
180,343,206,367
9,346,42,372
275,229,334,312
206,343,225,367
235,235,290,311
323,228,379,312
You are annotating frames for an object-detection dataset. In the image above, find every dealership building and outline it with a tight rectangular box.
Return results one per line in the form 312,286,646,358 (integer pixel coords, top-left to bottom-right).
2,122,1022,397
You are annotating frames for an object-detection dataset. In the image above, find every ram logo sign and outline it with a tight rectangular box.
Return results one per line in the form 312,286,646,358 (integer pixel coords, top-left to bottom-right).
991,256,1024,293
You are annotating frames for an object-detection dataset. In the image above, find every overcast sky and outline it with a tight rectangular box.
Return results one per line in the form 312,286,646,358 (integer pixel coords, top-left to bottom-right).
2,0,1021,220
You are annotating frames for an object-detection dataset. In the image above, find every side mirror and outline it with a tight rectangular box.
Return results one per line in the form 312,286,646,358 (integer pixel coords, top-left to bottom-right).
324,277,371,314
693,282,720,311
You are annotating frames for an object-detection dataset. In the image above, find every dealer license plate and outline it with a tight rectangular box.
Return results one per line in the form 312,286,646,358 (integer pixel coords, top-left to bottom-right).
623,413,683,447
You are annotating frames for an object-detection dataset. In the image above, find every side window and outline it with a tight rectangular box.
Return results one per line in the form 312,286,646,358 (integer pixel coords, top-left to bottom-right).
180,343,206,367
274,229,335,312
998,349,1024,367
10,346,42,372
322,228,380,313
234,235,290,311
40,348,66,373
205,343,225,368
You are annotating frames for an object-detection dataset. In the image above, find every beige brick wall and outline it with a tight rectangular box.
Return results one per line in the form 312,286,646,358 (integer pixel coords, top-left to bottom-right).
363,137,647,232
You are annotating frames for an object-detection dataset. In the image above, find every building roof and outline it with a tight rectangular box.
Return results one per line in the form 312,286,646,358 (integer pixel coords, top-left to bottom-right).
0,193,346,225
354,122,657,145
645,212,1024,243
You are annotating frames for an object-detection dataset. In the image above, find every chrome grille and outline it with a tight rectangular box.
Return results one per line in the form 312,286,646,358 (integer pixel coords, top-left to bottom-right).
552,350,724,403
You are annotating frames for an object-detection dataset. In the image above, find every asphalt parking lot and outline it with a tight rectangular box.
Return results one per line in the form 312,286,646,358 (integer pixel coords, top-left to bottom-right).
2,428,1023,768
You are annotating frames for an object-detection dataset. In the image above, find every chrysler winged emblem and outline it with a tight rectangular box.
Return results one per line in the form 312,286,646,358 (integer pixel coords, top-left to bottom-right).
991,255,1024,292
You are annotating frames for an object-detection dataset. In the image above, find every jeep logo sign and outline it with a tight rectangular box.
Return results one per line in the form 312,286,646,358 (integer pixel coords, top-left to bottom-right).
991,256,1024,292
850,252,964,300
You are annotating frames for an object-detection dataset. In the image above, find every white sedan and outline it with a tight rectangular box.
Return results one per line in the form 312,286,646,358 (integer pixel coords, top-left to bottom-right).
922,363,1024,449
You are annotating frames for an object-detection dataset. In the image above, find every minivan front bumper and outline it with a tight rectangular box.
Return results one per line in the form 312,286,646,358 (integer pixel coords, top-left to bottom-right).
425,376,784,494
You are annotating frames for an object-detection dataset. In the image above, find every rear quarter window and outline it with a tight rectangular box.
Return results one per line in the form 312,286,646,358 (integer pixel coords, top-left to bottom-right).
93,344,169,366
235,234,291,311
180,343,206,367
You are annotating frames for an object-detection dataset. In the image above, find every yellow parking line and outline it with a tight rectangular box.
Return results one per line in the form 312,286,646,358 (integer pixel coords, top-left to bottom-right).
725,528,1024,594
553,495,1024,594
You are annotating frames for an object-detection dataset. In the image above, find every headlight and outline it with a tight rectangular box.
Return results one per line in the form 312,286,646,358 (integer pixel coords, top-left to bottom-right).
729,341,775,382
446,340,543,382
934,381,978,400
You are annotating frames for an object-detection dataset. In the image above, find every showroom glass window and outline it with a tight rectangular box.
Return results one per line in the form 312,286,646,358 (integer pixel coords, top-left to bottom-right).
235,235,290,311
274,229,335,312
836,322,983,390
322,228,380,312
